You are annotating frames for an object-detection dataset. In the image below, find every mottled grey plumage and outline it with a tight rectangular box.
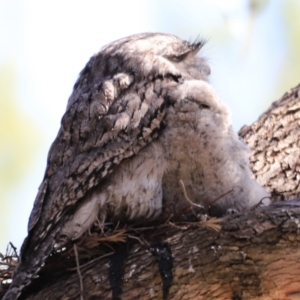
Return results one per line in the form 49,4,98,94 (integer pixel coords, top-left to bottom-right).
3,33,268,300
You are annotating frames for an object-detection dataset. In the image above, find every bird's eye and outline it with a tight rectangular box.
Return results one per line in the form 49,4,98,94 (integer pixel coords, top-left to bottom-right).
179,98,210,111
198,103,210,109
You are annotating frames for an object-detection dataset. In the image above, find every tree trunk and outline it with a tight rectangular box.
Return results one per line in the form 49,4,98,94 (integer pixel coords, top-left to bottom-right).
17,203,300,300
2,84,300,300
239,83,300,202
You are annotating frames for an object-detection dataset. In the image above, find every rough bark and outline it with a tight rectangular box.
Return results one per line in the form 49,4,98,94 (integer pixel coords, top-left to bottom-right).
2,84,300,300
239,83,300,201
8,202,300,300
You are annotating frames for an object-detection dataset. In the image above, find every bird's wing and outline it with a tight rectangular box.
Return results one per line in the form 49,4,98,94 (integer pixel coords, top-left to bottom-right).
27,63,167,247
4,33,208,300
24,34,207,253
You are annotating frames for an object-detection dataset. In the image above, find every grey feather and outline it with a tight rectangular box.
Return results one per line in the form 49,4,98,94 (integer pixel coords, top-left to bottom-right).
3,33,268,300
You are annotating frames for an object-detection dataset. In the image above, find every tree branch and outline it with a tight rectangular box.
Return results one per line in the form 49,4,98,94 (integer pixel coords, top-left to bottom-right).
15,202,300,300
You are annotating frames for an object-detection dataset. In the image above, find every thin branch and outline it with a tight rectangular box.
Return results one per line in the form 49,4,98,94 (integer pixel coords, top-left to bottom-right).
74,244,84,300
179,179,204,209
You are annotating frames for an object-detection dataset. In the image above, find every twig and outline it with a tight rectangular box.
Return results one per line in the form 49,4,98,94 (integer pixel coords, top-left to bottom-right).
179,179,204,209
114,221,120,231
128,235,147,246
163,212,174,225
210,189,233,205
168,221,188,230
8,243,19,262
74,244,84,300
251,196,272,210
68,251,114,271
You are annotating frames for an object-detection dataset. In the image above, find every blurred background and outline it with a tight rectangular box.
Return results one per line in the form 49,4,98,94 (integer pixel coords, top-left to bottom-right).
1,0,300,253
